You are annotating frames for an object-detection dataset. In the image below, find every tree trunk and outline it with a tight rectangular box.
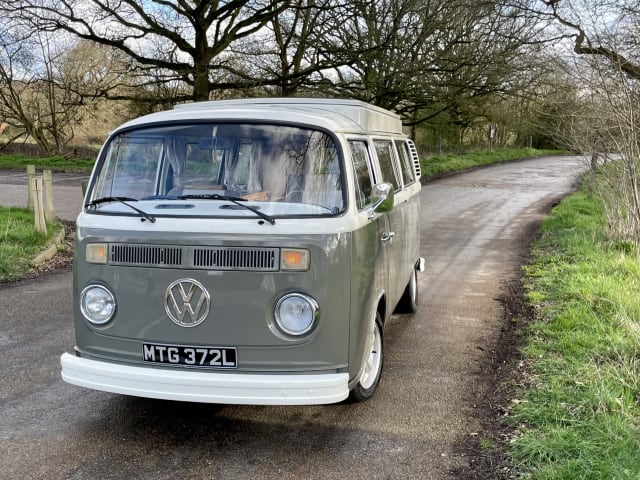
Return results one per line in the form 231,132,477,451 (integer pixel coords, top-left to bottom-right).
192,60,210,102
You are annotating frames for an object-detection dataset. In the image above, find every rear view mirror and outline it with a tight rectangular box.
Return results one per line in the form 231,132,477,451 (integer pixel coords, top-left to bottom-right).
368,182,394,219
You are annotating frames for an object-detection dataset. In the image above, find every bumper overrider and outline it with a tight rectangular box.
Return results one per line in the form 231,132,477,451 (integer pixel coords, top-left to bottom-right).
60,353,349,405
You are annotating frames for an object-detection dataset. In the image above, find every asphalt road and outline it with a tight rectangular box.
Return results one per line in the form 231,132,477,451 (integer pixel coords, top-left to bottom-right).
0,156,587,480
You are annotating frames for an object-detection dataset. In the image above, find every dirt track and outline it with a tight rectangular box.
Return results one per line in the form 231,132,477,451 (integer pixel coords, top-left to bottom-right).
0,156,586,479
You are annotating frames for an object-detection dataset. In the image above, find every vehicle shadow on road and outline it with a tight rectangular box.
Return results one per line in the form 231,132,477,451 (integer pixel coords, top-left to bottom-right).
69,392,412,477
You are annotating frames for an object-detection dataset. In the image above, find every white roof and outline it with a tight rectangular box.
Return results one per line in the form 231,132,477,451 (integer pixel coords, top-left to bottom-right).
115,98,404,135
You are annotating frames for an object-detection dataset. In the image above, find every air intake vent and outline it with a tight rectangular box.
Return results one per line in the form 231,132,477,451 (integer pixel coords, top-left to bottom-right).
193,247,279,271
407,140,421,179
110,244,183,267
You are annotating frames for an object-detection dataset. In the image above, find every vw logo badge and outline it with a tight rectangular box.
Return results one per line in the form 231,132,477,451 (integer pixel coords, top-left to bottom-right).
165,279,211,327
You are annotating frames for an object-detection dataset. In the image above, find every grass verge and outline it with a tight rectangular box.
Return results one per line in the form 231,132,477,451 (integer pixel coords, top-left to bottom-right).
421,148,567,179
0,154,95,172
0,206,64,282
508,183,640,479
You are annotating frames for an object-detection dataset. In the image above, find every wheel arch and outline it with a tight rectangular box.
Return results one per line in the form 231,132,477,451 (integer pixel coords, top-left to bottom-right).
377,294,387,326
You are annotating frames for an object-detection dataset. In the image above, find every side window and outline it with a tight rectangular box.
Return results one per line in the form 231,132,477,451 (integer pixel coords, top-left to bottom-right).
374,140,400,191
349,140,374,209
395,140,415,185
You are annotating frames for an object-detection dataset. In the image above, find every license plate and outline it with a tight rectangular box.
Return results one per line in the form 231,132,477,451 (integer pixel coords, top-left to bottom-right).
142,343,237,368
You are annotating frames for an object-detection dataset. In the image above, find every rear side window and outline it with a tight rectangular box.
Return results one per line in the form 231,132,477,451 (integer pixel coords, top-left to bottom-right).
374,140,400,191
349,141,374,209
395,140,416,185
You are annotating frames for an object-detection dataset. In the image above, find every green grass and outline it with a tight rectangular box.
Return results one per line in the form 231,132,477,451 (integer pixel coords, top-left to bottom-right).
420,148,567,179
0,154,95,172
0,206,64,282
508,184,640,479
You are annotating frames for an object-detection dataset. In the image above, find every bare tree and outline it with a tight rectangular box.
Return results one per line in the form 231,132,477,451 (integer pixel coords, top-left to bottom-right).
572,58,640,244
0,26,76,154
311,0,549,130
0,21,132,154
215,1,351,98
509,0,640,79
514,0,640,245
0,0,293,102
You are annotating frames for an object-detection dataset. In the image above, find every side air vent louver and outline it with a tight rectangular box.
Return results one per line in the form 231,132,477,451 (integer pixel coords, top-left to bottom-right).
193,247,279,271
110,244,183,267
407,140,422,179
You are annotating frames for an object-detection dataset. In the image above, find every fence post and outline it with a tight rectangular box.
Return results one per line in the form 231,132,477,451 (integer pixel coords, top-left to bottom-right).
43,169,55,222
31,176,47,235
27,164,36,211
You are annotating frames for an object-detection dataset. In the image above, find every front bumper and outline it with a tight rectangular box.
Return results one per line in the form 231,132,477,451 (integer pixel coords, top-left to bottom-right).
60,353,349,405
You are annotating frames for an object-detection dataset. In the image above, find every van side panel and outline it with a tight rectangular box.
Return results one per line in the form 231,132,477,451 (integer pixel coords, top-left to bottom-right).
348,219,385,385
391,183,422,316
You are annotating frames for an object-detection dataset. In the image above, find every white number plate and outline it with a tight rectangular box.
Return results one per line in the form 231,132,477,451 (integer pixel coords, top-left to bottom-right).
142,343,237,368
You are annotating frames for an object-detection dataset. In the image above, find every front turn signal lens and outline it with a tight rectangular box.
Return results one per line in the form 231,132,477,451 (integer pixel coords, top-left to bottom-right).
86,243,108,264
281,248,310,271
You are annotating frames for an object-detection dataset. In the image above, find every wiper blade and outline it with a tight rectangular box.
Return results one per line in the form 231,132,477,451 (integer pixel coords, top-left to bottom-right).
87,196,138,206
85,196,156,223
177,193,276,225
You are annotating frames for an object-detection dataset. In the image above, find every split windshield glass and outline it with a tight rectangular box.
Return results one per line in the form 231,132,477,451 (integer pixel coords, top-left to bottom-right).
89,123,345,218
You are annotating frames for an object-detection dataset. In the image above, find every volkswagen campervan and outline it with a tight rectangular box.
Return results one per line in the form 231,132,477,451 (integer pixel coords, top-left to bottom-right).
61,98,423,404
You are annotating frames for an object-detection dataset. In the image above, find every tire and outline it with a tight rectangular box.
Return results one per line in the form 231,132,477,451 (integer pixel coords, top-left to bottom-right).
394,267,418,314
349,312,384,402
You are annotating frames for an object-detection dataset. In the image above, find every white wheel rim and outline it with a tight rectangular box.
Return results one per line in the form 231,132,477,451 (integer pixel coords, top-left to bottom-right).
359,323,382,390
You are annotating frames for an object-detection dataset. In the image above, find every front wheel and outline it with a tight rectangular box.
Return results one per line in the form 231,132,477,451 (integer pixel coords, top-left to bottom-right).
349,312,384,402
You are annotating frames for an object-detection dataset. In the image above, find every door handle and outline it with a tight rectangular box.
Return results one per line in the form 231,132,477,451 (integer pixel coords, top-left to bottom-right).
381,231,395,243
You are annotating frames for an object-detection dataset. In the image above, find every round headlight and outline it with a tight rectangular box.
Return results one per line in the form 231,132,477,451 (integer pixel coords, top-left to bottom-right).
275,293,319,336
80,285,116,325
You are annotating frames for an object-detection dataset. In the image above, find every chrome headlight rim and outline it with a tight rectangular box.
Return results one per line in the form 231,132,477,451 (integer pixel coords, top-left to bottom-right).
80,284,117,325
274,292,319,336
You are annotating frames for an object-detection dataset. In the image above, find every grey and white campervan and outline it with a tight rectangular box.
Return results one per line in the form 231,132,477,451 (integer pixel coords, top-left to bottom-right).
61,98,424,404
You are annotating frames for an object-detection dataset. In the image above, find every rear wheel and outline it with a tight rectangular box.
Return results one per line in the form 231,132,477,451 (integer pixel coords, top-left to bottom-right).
349,312,384,402
395,267,418,314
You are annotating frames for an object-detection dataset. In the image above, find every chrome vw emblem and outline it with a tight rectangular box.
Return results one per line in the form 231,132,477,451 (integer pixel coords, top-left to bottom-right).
165,279,211,327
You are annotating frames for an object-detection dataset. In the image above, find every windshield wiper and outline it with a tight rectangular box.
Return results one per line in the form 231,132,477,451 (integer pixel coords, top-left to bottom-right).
178,193,276,225
85,196,156,223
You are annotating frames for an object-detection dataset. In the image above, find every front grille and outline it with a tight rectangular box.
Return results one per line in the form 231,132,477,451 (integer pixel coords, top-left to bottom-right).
107,244,280,271
110,244,183,267
193,247,279,271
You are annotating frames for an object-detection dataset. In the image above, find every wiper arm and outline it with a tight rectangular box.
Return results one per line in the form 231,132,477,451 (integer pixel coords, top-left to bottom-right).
85,196,156,223
178,193,276,225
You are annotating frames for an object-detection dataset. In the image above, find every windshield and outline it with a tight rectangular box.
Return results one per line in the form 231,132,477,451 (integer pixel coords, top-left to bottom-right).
90,123,345,218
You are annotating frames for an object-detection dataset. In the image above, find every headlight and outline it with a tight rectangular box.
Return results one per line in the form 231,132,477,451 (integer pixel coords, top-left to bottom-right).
80,285,116,325
275,293,319,336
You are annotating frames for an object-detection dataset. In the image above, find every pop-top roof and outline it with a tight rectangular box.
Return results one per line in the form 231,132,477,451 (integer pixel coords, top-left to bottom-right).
170,98,404,135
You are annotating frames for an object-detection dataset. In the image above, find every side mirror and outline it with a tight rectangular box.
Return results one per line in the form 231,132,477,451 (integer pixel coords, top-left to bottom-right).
368,182,394,219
